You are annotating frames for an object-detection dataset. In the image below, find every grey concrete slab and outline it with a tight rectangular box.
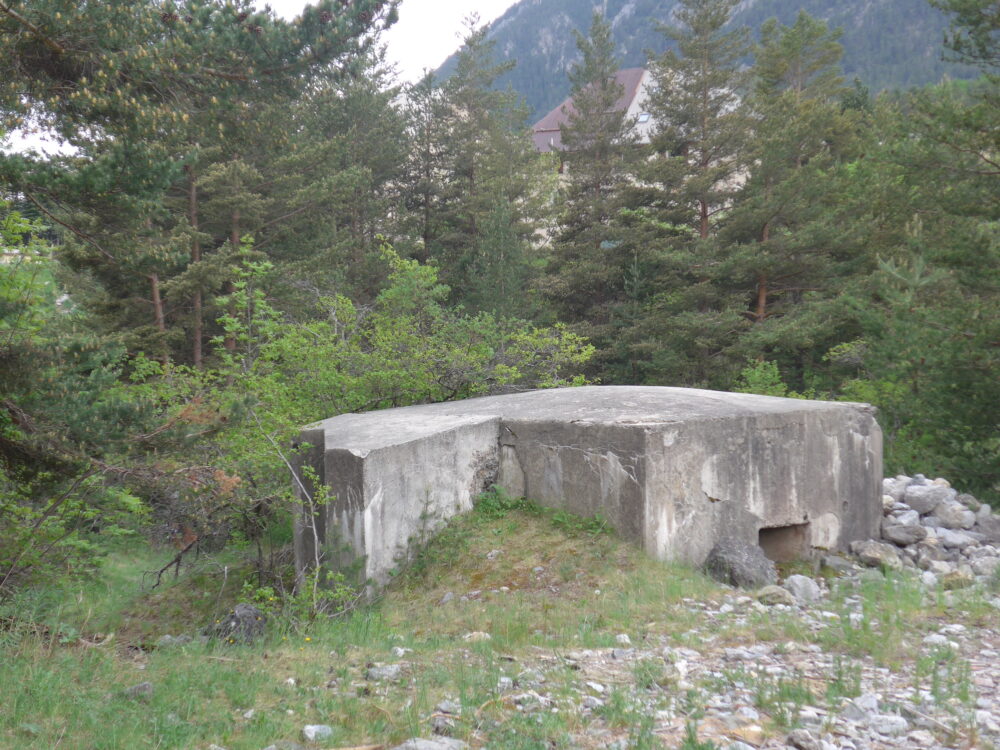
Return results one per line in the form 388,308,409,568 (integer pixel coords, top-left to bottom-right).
293,386,882,586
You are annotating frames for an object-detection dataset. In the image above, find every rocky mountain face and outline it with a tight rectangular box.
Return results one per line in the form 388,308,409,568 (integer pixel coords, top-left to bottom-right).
437,0,978,120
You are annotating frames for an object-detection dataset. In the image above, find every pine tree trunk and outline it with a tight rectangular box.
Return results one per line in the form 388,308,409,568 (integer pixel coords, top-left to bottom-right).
225,209,239,353
150,272,168,365
186,166,203,368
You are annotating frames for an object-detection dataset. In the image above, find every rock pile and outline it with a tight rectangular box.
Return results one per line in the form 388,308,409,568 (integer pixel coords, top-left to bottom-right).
852,474,1000,588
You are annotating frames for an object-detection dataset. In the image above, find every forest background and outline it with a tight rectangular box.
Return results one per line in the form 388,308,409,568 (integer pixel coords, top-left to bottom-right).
0,0,997,606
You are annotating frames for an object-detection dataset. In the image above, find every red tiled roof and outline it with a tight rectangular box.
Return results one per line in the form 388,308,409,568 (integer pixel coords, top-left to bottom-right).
532,68,646,153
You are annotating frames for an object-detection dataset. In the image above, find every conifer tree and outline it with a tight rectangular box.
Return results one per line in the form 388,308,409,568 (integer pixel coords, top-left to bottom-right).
625,0,751,387
719,11,862,370
544,13,639,353
402,22,546,317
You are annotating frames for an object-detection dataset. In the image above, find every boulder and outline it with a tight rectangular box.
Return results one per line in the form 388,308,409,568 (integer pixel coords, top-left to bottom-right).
783,574,821,603
934,499,976,530
974,514,1000,544
210,603,266,645
704,541,777,589
757,585,797,606
851,540,903,570
881,518,927,546
936,528,977,550
904,484,956,515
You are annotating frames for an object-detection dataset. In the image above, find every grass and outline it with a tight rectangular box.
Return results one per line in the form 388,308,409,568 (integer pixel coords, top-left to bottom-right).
1,494,998,749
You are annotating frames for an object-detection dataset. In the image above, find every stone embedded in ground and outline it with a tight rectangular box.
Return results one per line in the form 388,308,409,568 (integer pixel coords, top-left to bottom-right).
293,386,881,586
786,728,823,750
390,740,469,750
366,663,403,681
301,725,333,741
704,540,778,588
122,681,153,701
757,585,797,606
210,603,265,645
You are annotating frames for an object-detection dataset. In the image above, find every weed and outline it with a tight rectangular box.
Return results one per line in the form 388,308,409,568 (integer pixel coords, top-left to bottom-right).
825,656,863,703
634,657,668,691
914,646,974,708
678,721,719,750
752,670,813,729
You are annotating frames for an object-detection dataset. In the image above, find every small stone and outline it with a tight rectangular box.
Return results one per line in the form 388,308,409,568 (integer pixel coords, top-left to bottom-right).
207,745,228,750
786,728,822,750
123,681,153,701
906,729,936,747
725,743,756,750
436,700,462,715
262,742,305,750
156,634,192,648
391,741,469,750
439,592,454,605
461,631,491,642
497,676,514,691
870,714,909,735
615,633,632,645
581,695,604,709
242,708,256,720
757,585,797,606
783,574,821,603
367,663,403,681
302,725,333,741
842,693,879,721
486,549,502,561
821,555,856,574
391,646,412,658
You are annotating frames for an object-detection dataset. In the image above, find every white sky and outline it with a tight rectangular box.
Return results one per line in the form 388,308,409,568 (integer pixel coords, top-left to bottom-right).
269,0,519,82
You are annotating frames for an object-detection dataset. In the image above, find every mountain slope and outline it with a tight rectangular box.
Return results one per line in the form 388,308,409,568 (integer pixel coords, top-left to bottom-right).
437,0,978,120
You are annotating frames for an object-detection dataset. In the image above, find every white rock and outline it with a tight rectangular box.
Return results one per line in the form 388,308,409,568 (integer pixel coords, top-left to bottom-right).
870,714,909,735
615,633,632,646
462,631,491,642
784,574,822,603
302,724,333,741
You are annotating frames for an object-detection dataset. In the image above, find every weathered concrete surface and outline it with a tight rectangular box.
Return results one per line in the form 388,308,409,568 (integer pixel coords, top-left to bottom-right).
294,386,882,586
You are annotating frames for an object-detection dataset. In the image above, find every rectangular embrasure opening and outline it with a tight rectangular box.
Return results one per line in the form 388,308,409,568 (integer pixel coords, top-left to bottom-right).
758,522,811,562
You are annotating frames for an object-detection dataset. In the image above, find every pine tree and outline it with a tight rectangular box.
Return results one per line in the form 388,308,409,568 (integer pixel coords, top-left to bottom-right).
625,0,752,387
544,13,639,353
401,22,546,317
719,11,862,374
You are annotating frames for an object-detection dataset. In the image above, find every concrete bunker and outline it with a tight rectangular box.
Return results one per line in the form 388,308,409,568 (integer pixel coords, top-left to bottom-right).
293,386,882,586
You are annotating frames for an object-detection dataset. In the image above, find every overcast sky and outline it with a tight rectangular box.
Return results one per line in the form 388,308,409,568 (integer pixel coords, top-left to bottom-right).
269,0,519,82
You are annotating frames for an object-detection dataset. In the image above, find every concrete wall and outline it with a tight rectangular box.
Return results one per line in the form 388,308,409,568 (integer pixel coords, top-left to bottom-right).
294,387,882,587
